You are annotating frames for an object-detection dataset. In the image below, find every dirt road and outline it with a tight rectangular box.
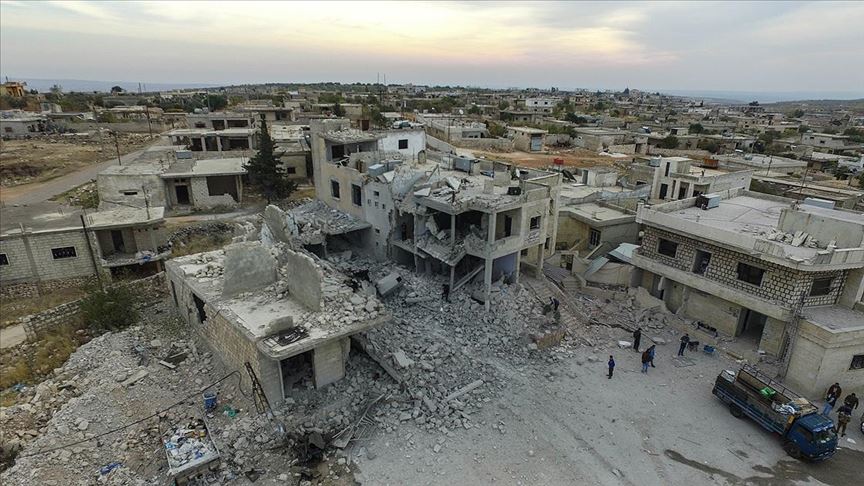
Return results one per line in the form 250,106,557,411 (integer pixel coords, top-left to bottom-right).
0,146,148,206
0,324,27,349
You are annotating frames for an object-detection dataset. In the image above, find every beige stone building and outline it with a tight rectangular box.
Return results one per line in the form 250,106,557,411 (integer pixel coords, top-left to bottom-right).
630,188,864,397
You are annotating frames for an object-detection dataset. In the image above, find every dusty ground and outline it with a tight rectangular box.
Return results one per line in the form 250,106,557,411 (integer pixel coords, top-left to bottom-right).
471,147,629,170
0,134,152,188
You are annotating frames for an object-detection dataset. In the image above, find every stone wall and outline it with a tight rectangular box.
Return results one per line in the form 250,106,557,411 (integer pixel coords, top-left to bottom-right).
639,227,847,309
0,275,96,299
1,230,97,285
19,272,167,341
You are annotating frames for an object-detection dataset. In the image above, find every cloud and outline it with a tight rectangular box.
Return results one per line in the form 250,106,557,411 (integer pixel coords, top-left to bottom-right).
0,0,861,93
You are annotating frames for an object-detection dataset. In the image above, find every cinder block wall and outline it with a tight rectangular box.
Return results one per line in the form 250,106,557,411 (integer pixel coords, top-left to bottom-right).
640,227,847,308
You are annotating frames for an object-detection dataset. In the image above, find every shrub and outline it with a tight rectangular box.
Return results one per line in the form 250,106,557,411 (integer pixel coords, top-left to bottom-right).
79,286,138,332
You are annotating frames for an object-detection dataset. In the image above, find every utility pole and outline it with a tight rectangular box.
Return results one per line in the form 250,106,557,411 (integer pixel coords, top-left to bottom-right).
144,104,153,137
765,154,773,176
113,131,122,165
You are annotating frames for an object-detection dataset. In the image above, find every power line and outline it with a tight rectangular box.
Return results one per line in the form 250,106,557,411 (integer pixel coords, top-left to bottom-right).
17,370,248,459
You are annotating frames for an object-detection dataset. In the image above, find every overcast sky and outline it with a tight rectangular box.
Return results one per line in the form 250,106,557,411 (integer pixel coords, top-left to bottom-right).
1,1,863,95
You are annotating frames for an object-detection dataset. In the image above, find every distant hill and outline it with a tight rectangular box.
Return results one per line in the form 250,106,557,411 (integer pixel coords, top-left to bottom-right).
764,98,864,112
2,77,218,94
658,89,864,104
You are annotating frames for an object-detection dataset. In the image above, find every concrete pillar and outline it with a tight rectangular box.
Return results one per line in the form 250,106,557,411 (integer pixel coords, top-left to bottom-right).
200,137,207,152
839,268,864,308
313,339,346,388
449,265,455,292
450,213,456,245
686,182,695,198
514,250,522,284
216,136,223,152
535,243,544,278
484,212,497,311
236,176,243,204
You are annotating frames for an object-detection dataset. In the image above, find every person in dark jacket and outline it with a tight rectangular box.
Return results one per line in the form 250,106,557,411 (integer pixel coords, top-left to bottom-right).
835,404,852,436
678,333,690,356
608,356,615,379
823,383,842,415
632,328,642,353
647,345,657,368
641,349,651,373
844,393,859,411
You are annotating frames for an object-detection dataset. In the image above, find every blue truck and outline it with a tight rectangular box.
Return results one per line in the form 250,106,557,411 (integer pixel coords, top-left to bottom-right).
712,365,837,461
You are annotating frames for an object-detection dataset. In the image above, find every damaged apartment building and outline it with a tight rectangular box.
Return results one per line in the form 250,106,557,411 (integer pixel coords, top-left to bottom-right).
308,118,563,309
631,188,864,397
167,111,258,152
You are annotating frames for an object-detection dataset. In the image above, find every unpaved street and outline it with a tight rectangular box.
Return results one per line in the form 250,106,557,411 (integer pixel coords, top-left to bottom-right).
356,326,863,486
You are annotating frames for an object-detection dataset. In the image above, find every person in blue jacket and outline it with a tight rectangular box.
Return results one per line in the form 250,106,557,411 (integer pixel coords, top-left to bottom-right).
607,355,615,379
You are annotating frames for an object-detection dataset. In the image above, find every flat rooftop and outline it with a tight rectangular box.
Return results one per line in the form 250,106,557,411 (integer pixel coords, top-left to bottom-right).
161,158,247,177
85,206,165,229
716,154,806,168
0,202,81,236
803,305,864,332
560,203,633,223
673,195,821,258
559,184,626,201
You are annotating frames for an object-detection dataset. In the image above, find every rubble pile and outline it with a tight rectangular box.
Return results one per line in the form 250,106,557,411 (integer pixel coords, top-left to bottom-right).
0,302,284,485
763,228,822,248
167,222,234,247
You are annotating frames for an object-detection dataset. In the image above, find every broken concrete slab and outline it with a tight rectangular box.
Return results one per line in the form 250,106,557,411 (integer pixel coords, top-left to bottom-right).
221,242,278,297
120,369,149,387
376,273,404,298
392,349,415,369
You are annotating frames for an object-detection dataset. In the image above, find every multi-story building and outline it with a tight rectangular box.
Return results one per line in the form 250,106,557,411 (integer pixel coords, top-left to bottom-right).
308,118,562,309
628,156,753,202
167,112,258,152
631,188,864,396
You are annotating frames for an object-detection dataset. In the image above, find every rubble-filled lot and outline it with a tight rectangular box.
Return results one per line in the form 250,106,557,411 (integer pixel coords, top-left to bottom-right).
2,259,862,485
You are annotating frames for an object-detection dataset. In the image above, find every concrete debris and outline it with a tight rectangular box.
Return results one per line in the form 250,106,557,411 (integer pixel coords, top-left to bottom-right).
392,349,415,369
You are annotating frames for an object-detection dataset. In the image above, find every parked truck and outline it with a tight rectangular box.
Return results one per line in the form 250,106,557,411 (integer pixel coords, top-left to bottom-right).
712,365,837,461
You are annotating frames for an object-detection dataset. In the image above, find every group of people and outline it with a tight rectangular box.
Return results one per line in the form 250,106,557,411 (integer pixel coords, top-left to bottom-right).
824,383,859,437
631,328,657,373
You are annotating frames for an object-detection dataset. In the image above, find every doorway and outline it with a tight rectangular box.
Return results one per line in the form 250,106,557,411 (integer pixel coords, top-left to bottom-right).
175,185,190,205
281,351,314,395
110,230,125,253
737,308,767,341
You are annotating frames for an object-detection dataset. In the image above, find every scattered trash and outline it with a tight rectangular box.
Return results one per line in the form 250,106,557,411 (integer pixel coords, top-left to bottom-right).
99,462,122,475
203,392,217,413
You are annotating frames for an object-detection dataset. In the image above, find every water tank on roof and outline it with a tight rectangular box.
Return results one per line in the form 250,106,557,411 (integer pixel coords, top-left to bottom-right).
367,164,386,177
453,157,475,173
696,193,721,210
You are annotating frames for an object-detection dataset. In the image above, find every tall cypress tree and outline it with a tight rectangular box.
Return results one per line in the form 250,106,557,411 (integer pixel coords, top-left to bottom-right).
244,115,296,203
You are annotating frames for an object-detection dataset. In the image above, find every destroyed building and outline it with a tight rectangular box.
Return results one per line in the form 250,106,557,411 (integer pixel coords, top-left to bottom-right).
307,119,563,309
166,231,388,404
630,188,864,396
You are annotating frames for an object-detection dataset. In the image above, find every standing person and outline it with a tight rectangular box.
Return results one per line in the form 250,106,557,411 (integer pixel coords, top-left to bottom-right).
843,393,859,411
835,404,852,437
607,355,615,379
632,328,642,353
641,349,651,373
552,297,560,312
678,333,690,356
647,344,657,368
823,383,842,416
442,283,450,302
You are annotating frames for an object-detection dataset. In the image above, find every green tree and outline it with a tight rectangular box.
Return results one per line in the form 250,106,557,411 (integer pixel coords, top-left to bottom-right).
688,123,705,134
843,128,864,143
798,125,810,134
207,94,228,111
565,113,587,125
498,100,510,110
858,171,864,188
369,107,387,127
467,105,481,115
244,116,296,203
789,109,805,118
332,102,346,116
658,135,679,149
110,85,124,94
79,286,138,333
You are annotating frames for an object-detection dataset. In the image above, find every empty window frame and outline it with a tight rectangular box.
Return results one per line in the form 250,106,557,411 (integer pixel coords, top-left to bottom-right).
529,216,541,230
736,262,765,286
809,277,833,297
850,354,864,370
351,184,362,206
693,250,711,275
330,180,341,199
51,246,77,259
398,139,409,150
0,253,8,265
588,228,601,248
286,167,297,174
657,239,678,258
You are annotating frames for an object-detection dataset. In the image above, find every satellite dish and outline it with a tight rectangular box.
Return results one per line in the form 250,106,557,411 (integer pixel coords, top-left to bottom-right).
458,109,464,115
